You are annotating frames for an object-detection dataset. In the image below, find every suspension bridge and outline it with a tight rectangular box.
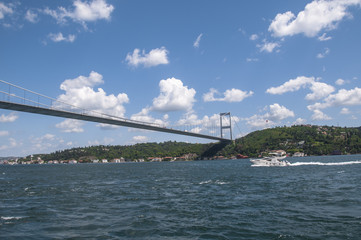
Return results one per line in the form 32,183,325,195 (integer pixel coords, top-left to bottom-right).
0,80,233,142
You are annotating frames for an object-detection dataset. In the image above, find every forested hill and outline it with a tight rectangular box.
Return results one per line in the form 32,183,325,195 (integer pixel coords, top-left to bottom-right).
22,125,361,162
220,125,361,157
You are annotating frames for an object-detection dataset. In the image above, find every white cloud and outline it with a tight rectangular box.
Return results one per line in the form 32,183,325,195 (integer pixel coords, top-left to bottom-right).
293,118,307,125
267,103,295,121
190,127,202,134
103,137,114,145
131,107,169,127
125,47,169,68
244,104,295,129
249,34,258,41
305,81,335,100
0,2,13,19
176,113,240,136
246,58,259,62
55,71,129,118
48,32,76,43
96,123,119,130
132,135,149,143
0,138,18,151
318,33,332,41
311,109,332,121
30,134,68,152
203,88,218,102
266,76,335,101
335,78,346,85
56,119,84,133
176,113,205,127
151,77,196,112
0,112,18,122
203,88,253,102
308,87,361,110
193,33,203,48
25,10,38,23
266,76,315,95
340,107,350,114
269,0,361,38
0,130,9,137
44,0,114,25
257,41,280,53
317,47,330,58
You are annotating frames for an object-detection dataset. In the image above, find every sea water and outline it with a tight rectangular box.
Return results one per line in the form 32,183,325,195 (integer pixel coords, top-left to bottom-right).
1,155,361,239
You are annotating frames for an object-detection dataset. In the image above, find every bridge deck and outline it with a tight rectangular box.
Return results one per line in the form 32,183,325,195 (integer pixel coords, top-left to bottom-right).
0,101,229,142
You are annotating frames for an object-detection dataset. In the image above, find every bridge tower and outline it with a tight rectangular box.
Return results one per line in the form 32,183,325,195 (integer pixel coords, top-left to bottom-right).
220,112,232,140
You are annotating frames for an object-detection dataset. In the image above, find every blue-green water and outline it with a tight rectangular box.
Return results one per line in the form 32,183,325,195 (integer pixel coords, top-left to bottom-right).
1,155,361,239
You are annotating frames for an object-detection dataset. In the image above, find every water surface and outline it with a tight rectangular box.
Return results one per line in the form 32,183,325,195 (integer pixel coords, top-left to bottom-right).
1,155,361,239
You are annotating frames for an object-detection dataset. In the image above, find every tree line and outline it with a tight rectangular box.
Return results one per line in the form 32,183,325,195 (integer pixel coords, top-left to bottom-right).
20,125,361,162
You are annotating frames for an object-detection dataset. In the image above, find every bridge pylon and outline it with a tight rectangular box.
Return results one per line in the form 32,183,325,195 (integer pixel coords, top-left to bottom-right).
220,112,232,140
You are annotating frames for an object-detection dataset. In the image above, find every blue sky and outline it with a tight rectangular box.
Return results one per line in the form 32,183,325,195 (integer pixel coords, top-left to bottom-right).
1,0,361,156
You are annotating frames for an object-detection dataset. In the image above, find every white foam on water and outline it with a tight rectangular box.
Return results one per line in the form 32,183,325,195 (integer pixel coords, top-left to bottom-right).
215,180,229,185
199,180,212,185
290,160,361,166
251,164,287,167
199,180,229,185
1,216,24,220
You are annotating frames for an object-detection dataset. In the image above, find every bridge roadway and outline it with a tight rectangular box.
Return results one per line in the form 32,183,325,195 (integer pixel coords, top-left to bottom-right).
0,101,229,142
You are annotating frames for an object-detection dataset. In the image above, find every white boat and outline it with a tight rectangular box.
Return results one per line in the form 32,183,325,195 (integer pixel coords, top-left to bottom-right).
250,152,290,166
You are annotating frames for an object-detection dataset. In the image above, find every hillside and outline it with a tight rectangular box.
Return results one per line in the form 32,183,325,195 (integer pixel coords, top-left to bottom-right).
220,125,361,157
19,125,361,162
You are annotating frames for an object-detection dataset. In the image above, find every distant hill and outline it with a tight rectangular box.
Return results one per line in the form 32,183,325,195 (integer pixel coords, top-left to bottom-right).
18,125,361,162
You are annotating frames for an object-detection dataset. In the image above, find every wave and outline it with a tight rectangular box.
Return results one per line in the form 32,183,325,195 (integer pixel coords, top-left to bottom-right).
290,160,361,166
199,180,229,185
1,216,25,220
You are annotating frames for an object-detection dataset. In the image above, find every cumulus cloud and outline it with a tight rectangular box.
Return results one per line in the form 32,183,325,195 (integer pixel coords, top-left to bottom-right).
131,107,169,127
293,118,307,125
305,81,335,101
48,32,76,43
0,2,13,20
55,71,129,118
311,109,332,121
151,77,196,112
125,47,169,68
269,0,361,38
176,113,240,136
56,119,84,133
318,33,332,41
193,33,203,48
203,88,254,102
308,87,361,110
0,112,18,122
257,40,280,53
249,34,259,41
335,78,346,85
44,0,114,24
244,104,295,129
266,76,315,95
96,123,119,130
25,10,38,23
132,135,149,143
266,76,335,100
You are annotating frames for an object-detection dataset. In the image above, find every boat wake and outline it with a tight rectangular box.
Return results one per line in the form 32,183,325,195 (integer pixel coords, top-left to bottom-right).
290,160,361,166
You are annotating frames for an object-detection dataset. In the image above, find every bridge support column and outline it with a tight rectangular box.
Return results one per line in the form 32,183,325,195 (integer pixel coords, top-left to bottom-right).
220,112,232,140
